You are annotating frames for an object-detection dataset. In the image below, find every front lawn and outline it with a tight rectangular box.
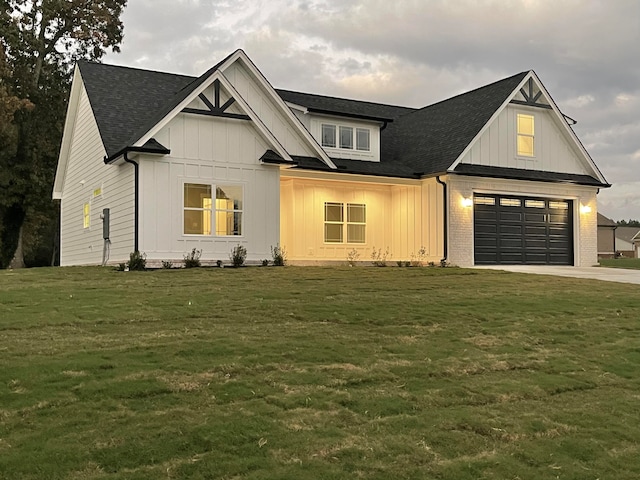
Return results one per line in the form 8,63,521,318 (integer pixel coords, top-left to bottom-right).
600,257,640,269
1,266,639,479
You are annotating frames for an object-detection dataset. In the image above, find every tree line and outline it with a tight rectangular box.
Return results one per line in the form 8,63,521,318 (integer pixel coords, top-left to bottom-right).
0,0,127,268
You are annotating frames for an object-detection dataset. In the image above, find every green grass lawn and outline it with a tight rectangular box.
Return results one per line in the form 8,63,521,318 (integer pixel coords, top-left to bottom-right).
1,266,639,479
600,257,640,269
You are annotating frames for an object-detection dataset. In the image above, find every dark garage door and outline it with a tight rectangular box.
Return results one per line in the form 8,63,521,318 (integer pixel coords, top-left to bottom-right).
474,194,573,265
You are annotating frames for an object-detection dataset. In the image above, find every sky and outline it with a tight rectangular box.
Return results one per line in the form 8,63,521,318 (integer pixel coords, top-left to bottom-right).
104,0,640,221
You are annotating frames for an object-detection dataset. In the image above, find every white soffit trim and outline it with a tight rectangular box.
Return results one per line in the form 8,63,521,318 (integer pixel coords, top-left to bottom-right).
447,71,608,185
218,50,337,169
53,65,84,199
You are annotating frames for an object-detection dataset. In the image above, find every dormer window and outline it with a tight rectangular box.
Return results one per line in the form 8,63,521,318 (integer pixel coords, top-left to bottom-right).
322,123,371,152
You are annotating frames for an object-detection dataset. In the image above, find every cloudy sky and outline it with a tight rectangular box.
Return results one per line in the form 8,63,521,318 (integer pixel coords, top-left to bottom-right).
104,0,640,221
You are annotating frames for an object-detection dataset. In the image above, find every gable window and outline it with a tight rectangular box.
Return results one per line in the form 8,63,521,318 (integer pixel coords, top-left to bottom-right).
517,113,535,157
184,183,243,236
324,202,366,243
321,123,371,152
83,203,90,229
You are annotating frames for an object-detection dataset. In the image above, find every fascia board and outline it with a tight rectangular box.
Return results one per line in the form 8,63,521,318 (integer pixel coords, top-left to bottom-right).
216,73,293,162
448,71,608,186
53,66,85,199
134,68,293,163
134,72,221,149
219,50,337,169
527,71,609,185
447,72,535,173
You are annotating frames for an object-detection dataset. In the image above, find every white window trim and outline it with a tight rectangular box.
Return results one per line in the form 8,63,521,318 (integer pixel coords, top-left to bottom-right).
323,202,366,244
321,122,371,152
181,180,245,238
516,112,536,159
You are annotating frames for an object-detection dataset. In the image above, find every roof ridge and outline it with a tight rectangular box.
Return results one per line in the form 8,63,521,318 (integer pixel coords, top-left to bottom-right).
275,88,417,111
409,70,530,114
78,60,196,79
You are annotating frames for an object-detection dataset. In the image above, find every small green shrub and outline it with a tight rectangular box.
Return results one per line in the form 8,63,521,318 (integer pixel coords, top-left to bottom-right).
216,260,223,268
271,245,286,266
230,245,247,267
371,247,390,267
161,260,173,269
346,248,360,266
183,248,202,268
127,251,146,271
262,259,269,266
115,263,126,271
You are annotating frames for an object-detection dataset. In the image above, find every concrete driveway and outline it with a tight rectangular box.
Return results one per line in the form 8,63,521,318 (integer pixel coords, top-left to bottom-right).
474,265,640,285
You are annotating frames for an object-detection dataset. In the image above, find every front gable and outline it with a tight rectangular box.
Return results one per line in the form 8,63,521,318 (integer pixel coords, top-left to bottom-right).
451,71,608,184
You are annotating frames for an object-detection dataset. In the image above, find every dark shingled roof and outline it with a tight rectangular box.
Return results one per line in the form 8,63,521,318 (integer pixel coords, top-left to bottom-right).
276,89,416,121
78,62,194,158
78,57,607,187
380,72,529,175
453,164,609,187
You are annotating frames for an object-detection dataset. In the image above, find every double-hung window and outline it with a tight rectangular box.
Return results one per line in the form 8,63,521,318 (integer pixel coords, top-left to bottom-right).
183,183,243,236
517,113,535,157
324,202,366,243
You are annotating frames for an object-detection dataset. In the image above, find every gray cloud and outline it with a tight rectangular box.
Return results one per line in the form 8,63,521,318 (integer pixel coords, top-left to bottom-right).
105,0,640,220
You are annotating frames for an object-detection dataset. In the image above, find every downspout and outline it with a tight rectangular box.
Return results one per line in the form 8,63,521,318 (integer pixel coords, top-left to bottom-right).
436,176,448,263
123,152,140,253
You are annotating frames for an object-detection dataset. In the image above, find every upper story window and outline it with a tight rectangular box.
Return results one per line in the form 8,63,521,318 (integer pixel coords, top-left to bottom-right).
517,113,535,157
322,123,371,152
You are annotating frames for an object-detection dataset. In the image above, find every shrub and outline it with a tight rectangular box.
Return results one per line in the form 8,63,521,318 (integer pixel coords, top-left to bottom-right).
271,245,286,266
127,251,146,271
262,259,269,266
183,248,202,268
216,260,223,268
161,260,173,269
346,248,360,266
115,263,126,272
410,246,427,267
230,245,247,267
371,247,390,267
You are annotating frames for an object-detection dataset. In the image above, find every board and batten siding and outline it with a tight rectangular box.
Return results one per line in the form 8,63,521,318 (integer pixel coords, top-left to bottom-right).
222,61,318,158
279,174,445,263
138,113,280,263
459,105,590,175
59,81,134,266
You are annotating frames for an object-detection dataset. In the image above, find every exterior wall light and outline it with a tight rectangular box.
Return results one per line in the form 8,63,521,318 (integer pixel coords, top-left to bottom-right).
580,204,592,214
461,197,473,208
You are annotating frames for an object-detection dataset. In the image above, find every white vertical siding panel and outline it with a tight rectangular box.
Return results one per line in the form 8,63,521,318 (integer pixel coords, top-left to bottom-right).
459,106,591,176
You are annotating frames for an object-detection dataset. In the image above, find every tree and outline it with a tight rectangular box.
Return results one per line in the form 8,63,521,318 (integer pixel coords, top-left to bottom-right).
616,219,640,227
0,0,127,268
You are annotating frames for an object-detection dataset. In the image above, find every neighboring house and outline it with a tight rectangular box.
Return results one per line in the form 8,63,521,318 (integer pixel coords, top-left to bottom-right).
597,213,617,258
53,49,610,267
633,231,640,259
615,226,640,258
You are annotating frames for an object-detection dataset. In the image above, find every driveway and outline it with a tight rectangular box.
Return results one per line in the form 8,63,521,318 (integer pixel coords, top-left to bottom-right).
474,265,640,285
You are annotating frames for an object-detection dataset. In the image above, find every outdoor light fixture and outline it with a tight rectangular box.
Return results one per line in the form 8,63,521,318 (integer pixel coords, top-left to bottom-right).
580,204,592,214
461,197,473,208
